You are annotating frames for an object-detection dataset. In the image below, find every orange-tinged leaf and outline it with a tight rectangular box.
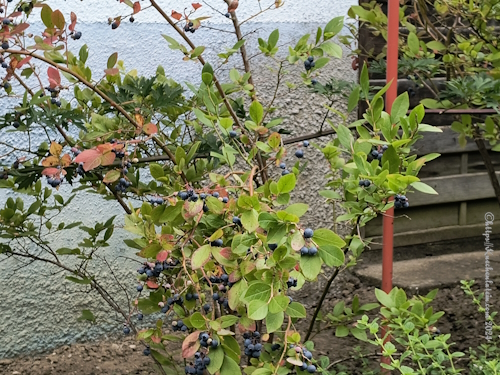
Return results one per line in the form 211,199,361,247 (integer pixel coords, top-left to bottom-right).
219,247,232,260
10,59,18,69
143,123,158,135
100,151,116,166
146,280,159,289
104,67,119,76
133,1,141,14
135,114,144,127
60,154,72,167
42,167,60,176
171,10,182,20
49,141,62,157
51,9,65,30
182,331,201,358
96,143,114,153
192,3,202,10
69,12,77,31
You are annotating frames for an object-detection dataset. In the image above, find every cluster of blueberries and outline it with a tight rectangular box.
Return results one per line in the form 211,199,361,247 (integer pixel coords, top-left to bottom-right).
160,293,185,313
287,277,298,288
172,319,188,333
179,190,229,203
137,259,180,279
116,177,131,193
212,292,229,310
304,56,315,71
394,194,410,209
290,345,317,373
185,352,211,375
110,139,126,158
149,196,164,205
359,179,371,188
76,163,85,177
184,21,196,33
46,176,62,188
300,246,318,256
370,145,389,161
206,273,232,309
70,31,82,40
199,332,219,348
46,87,62,107
243,331,262,358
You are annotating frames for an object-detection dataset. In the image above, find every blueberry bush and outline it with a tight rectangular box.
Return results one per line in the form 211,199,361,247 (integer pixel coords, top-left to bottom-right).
0,1,439,374
339,0,500,205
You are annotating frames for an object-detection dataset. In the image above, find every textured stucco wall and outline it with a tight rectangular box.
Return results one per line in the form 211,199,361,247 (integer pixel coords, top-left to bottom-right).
0,0,357,358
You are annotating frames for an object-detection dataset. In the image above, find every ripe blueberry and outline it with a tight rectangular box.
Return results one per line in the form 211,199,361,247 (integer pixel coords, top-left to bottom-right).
304,228,314,238
282,170,290,176
303,140,310,147
229,130,237,138
279,162,286,169
268,243,278,250
143,347,150,356
137,285,143,292
307,365,316,373
111,22,118,29
308,246,318,256
295,149,304,158
232,217,241,225
300,246,309,255
123,326,130,335
1,41,7,50
74,31,82,39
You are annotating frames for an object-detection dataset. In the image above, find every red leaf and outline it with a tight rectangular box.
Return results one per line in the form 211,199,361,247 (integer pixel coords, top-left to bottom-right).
133,1,141,14
47,67,60,88
143,123,158,135
192,3,202,10
219,247,232,260
171,10,182,20
182,331,201,358
42,167,60,176
69,12,77,32
10,23,29,35
8,11,22,18
17,56,32,69
156,250,169,262
146,280,159,289
228,0,239,12
104,67,119,76
74,149,102,171
151,335,161,344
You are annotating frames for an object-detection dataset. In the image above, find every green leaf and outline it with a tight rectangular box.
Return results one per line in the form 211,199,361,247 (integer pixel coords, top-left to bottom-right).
266,311,284,333
390,92,409,124
249,101,264,125
426,41,446,51
150,163,164,179
56,248,81,255
319,190,342,200
312,228,346,248
190,312,206,329
277,173,296,194
107,52,118,69
241,209,259,233
381,145,400,174
221,335,240,363
374,288,395,308
220,356,241,375
411,181,438,195
335,326,349,337
66,276,91,284
300,255,322,280
269,296,290,314
418,124,442,132
350,327,368,341
336,123,354,149
268,29,279,49
407,32,419,55
318,245,344,267
41,5,54,29
285,203,308,217
324,16,344,37
207,346,224,374
242,282,271,303
286,302,307,318
191,244,212,269
248,300,269,320
348,86,360,113
321,42,342,58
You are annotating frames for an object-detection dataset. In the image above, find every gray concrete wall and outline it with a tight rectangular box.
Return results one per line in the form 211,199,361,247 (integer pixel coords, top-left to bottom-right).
0,0,357,358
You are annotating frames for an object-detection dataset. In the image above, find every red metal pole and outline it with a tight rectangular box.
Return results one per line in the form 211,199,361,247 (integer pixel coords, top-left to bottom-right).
381,0,399,371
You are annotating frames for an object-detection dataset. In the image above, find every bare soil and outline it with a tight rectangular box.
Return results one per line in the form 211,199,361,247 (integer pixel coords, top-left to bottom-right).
1,268,497,375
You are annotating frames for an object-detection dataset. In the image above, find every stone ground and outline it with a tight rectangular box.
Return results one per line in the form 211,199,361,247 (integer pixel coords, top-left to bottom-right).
1,238,499,375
